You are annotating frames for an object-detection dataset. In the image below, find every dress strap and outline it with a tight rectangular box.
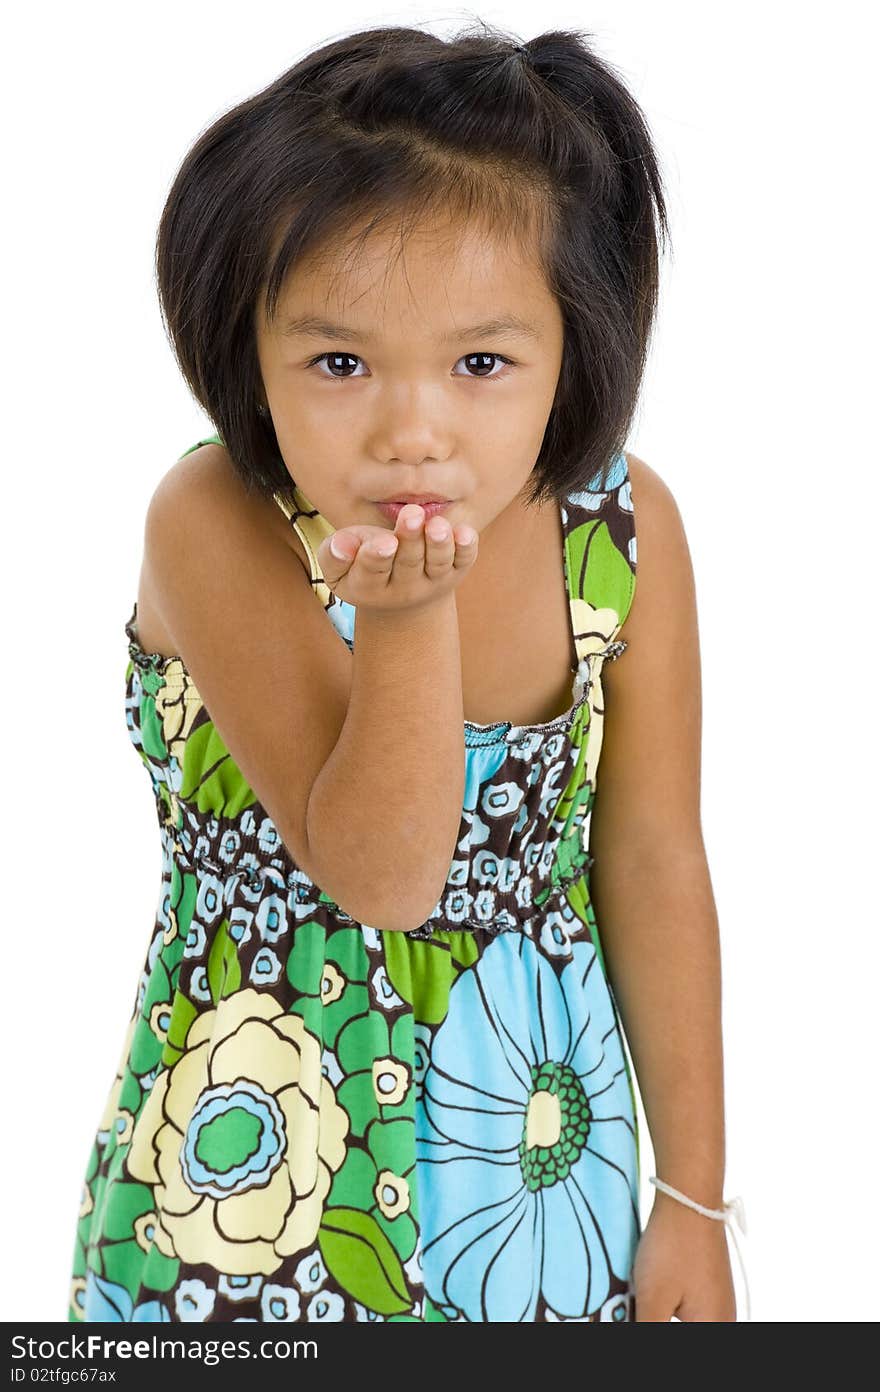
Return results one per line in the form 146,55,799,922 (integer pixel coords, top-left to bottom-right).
562,450,637,684
270,484,339,610
173,433,334,608
176,431,225,461
176,436,635,676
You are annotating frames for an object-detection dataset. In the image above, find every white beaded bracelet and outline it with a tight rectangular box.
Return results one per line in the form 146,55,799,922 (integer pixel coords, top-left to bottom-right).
649,1175,751,1321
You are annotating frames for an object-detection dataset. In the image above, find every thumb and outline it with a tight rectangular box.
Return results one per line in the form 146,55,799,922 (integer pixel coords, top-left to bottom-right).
328,530,359,562
317,530,362,583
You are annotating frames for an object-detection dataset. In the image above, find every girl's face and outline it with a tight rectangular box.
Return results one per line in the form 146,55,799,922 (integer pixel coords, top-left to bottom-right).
254,214,565,540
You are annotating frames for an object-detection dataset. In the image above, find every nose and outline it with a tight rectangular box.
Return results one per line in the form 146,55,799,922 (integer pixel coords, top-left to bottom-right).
370,384,453,463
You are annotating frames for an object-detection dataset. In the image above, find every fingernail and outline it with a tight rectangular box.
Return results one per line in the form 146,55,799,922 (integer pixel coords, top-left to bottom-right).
330,536,349,560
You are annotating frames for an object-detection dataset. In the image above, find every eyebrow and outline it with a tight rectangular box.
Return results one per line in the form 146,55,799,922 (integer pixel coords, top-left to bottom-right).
279,313,542,343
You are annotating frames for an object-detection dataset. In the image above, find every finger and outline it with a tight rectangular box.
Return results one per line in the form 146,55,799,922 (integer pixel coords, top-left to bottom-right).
394,503,426,538
325,522,387,555
328,532,358,562
392,504,429,569
452,523,477,568
424,512,454,575
357,530,399,569
321,531,360,582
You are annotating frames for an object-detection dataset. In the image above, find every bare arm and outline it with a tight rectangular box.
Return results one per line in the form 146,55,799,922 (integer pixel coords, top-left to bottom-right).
588,455,726,1208
306,595,466,932
146,449,467,934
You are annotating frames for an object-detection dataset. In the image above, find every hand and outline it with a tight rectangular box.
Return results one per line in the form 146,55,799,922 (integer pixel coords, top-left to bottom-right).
318,503,479,614
632,1191,738,1321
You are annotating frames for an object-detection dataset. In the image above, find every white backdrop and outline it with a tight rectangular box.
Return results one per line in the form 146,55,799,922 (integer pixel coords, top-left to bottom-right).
3,0,876,1323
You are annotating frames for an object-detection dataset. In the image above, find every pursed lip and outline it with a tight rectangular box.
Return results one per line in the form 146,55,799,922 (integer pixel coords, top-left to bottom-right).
373,499,454,521
375,493,454,504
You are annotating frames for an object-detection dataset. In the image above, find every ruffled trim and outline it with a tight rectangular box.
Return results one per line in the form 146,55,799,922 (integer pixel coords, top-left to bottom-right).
125,597,628,727
469,637,628,747
404,856,595,939
156,808,595,940
124,602,185,676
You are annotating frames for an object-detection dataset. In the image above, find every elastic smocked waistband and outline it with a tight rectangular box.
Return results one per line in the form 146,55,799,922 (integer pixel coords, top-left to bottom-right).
156,814,594,940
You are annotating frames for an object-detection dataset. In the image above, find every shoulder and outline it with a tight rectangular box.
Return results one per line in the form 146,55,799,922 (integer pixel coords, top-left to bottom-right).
145,441,311,577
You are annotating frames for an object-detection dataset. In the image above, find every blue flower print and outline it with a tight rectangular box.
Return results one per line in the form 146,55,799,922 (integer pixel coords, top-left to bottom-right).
294,1248,329,1293
218,1273,264,1303
574,449,629,510
304,1289,346,1320
174,1278,216,1321
83,1271,171,1322
255,890,288,944
194,873,225,927
327,597,355,646
416,934,639,1321
260,1281,301,1321
249,945,282,985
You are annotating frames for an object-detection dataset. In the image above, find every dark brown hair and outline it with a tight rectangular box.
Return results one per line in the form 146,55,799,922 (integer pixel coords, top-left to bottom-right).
155,21,670,510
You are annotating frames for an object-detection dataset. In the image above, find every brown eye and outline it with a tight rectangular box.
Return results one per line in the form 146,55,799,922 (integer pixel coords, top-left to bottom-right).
454,352,515,379
465,353,496,376
308,352,363,377
307,350,515,380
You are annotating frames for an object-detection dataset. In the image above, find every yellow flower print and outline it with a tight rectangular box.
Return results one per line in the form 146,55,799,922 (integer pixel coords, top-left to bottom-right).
372,1058,409,1107
115,1110,135,1146
125,987,349,1276
321,962,346,1006
69,1276,87,1319
374,1169,411,1220
153,672,201,769
584,661,613,792
568,598,622,794
149,1001,171,1045
134,1211,159,1254
569,598,620,663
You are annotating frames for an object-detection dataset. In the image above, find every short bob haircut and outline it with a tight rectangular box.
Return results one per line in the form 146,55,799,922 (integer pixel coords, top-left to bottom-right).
156,21,669,512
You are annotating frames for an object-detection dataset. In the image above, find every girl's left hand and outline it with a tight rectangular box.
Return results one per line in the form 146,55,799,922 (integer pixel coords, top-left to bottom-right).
631,1191,738,1321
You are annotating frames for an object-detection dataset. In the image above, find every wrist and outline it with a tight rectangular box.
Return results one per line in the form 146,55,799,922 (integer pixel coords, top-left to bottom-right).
649,1171,726,1210
357,588,459,628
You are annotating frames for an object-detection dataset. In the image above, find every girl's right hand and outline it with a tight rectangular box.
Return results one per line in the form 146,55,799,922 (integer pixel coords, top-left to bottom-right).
318,503,479,613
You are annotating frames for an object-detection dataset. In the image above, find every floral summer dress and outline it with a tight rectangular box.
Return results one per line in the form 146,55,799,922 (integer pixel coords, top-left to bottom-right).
68,433,640,1324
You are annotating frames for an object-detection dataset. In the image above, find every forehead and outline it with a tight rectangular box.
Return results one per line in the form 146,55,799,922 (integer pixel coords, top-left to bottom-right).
261,211,555,337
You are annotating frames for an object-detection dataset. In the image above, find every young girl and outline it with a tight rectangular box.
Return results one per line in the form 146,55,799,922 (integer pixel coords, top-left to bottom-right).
68,23,748,1324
